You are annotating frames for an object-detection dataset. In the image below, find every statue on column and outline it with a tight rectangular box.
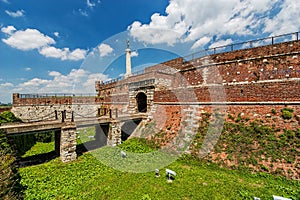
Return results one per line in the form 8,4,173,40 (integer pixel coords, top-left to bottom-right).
126,39,130,49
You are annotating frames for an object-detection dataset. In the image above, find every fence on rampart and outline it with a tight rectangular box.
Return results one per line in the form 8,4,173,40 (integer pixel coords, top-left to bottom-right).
103,31,299,85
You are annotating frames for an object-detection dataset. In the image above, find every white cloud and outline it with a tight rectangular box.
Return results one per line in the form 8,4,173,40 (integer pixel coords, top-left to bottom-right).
2,27,55,50
39,46,87,61
24,67,31,71
39,46,66,59
15,69,109,94
209,39,233,49
0,82,13,87
131,51,138,57
0,69,110,102
263,0,300,35
22,78,50,87
79,9,88,17
191,36,211,49
44,47,86,61
98,43,113,57
78,1,100,17
83,73,108,88
5,10,25,17
1,26,87,61
1,25,16,35
49,71,61,77
86,0,95,8
54,32,60,37
68,48,87,60
128,0,299,50
128,19,184,46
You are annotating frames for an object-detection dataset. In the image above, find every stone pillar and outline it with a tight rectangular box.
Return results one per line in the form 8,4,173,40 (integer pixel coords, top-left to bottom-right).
54,130,61,156
60,122,77,163
124,40,131,78
107,122,122,146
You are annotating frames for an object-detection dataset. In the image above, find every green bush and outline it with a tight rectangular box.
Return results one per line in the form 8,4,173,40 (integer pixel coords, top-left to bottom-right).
0,131,23,200
281,108,293,120
228,113,234,121
35,131,54,143
0,111,21,124
119,138,155,153
0,112,24,199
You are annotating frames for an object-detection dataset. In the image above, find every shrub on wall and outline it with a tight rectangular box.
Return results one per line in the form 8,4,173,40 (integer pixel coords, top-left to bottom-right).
281,108,293,120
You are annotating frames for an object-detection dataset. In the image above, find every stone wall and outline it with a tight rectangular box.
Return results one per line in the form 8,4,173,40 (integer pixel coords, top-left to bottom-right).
11,103,101,122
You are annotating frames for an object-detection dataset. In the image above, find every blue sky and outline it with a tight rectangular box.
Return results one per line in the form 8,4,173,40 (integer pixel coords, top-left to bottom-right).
0,0,299,103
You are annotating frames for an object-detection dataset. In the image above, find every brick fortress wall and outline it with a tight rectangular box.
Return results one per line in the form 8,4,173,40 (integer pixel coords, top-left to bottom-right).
13,40,300,129
97,40,300,132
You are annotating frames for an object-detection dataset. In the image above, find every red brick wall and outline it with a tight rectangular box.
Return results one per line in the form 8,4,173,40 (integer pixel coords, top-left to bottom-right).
0,107,11,113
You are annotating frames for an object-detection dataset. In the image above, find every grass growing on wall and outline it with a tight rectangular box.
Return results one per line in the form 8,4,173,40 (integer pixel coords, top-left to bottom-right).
190,117,300,179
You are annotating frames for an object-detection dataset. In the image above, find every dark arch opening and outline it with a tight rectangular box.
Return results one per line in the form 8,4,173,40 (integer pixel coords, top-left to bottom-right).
136,92,147,113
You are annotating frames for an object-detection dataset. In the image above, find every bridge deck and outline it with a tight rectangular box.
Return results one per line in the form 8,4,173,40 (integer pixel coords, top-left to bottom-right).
0,113,147,135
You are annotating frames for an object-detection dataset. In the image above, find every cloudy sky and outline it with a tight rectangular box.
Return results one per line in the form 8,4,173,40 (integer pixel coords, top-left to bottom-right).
0,0,299,103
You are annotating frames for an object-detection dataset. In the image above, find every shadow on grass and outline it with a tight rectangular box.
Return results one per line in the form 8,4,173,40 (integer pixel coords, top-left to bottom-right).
18,151,58,168
18,140,105,167
76,140,105,156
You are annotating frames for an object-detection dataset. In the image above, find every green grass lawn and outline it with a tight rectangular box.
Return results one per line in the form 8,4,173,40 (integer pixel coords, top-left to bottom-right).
18,140,299,200
21,142,55,158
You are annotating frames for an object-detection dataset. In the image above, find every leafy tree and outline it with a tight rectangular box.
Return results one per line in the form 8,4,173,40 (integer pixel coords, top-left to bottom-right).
0,111,23,199
0,111,21,124
0,130,23,199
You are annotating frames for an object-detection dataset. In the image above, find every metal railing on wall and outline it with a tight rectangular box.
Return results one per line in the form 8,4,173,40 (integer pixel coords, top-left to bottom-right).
102,69,145,85
183,31,299,61
103,76,124,85
102,31,299,85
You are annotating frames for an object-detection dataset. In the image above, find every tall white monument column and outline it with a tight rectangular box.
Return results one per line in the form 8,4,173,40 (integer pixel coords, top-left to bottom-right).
124,39,132,78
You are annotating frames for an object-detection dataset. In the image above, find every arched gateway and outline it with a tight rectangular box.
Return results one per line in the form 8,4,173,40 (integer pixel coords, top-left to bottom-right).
136,92,147,113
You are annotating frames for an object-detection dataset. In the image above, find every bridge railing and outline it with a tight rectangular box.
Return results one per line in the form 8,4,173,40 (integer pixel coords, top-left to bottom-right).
183,31,299,61
18,93,96,98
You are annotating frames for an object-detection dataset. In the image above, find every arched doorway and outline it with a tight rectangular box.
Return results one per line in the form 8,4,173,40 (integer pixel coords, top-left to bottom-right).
136,92,147,113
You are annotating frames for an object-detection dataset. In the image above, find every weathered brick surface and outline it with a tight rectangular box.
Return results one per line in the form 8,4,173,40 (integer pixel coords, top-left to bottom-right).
13,40,300,130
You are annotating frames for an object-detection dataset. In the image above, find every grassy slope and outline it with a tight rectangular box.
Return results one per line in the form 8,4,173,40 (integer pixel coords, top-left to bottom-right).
19,141,299,200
